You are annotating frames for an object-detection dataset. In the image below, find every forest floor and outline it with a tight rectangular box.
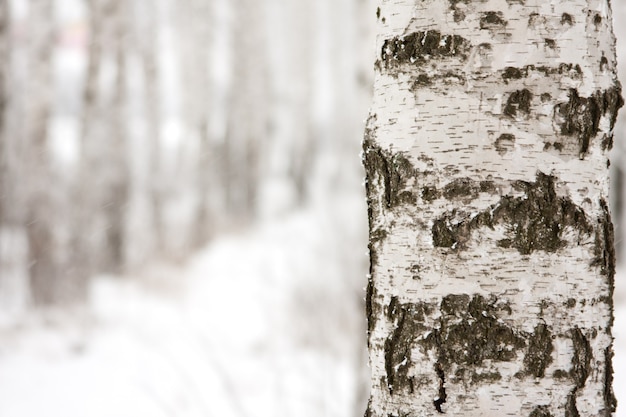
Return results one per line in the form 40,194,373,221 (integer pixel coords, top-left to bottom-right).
0,202,625,416
0,199,369,417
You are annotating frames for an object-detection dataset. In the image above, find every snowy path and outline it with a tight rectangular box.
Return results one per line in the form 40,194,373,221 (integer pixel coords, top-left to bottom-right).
0,205,368,417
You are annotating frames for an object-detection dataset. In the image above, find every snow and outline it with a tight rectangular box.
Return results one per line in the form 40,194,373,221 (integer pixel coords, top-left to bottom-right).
0,201,368,417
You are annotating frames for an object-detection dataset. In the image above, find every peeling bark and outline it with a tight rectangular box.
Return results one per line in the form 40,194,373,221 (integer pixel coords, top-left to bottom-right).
364,1,621,416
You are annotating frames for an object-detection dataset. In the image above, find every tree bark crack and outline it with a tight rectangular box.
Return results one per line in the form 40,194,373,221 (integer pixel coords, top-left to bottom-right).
434,363,447,413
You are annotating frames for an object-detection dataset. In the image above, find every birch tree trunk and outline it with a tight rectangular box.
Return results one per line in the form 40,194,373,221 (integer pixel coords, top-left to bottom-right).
78,0,129,275
177,0,216,246
0,0,8,229
225,0,268,221
24,0,58,304
364,1,622,416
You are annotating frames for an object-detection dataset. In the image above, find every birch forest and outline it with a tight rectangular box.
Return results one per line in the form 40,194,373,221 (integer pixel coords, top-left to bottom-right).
0,0,373,307
0,0,626,416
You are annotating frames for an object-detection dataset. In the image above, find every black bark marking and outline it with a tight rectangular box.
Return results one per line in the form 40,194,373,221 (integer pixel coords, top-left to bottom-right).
480,11,507,30
363,117,384,345
365,275,381,345
410,71,467,91
433,172,592,254
554,87,623,156
604,346,617,413
421,186,440,203
408,264,421,280
600,56,609,72
593,13,602,29
504,89,533,117
593,199,616,285
413,73,431,86
570,328,591,388
467,370,501,384
495,133,515,155
432,217,459,248
426,177,498,206
362,135,416,210
448,0,469,22
602,134,615,151
555,89,600,156
563,329,592,417
502,66,524,81
529,405,554,417
553,369,569,379
434,363,447,413
528,13,544,30
523,323,553,378
443,177,479,201
544,38,556,49
480,180,496,193
381,31,470,68
376,7,381,19
543,142,564,152
384,301,431,395
565,392,580,417
561,13,573,25
495,173,591,253
500,64,582,83
421,295,525,371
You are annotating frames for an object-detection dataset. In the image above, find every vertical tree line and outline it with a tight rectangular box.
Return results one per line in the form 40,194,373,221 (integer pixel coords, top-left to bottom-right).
0,0,372,309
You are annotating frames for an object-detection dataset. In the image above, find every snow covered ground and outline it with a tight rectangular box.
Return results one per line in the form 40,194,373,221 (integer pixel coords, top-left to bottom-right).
0,198,369,417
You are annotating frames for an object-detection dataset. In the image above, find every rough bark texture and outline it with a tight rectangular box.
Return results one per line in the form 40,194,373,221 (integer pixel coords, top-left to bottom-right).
364,1,621,416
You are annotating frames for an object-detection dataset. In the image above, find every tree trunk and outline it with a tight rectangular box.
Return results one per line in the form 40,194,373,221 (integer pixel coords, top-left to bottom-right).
0,0,8,229
24,0,57,305
225,0,268,221
78,0,129,276
0,0,7,224
177,0,216,246
364,1,622,416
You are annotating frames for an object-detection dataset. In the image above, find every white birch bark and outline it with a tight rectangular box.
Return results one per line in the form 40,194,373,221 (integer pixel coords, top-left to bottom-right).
364,1,621,416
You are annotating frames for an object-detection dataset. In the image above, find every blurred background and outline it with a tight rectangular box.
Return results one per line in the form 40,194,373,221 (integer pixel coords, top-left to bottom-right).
0,0,625,416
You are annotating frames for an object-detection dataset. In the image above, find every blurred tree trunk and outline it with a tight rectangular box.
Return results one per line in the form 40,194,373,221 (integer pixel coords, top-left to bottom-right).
104,0,129,273
364,1,621,416
121,0,166,268
225,0,268,221
281,0,313,206
177,0,216,246
141,1,165,256
23,0,58,305
65,0,105,298
0,0,8,233
78,0,129,277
